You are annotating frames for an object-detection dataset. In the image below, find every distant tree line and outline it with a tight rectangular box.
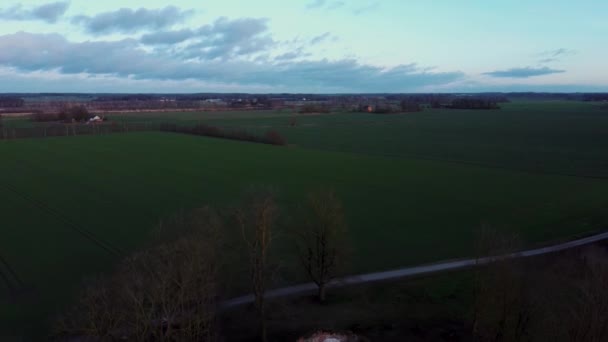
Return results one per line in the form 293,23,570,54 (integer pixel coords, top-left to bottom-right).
582,93,608,102
387,94,509,106
356,100,421,114
159,122,287,146
31,105,94,123
92,94,158,102
448,98,500,110
0,96,25,108
400,100,422,112
299,104,331,114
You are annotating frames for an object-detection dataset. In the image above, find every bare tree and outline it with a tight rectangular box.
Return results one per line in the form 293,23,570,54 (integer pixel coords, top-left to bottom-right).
295,189,348,303
53,207,223,341
534,246,608,342
236,190,278,342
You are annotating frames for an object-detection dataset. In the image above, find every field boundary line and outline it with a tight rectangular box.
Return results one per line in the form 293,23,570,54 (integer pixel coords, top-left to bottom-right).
220,231,608,309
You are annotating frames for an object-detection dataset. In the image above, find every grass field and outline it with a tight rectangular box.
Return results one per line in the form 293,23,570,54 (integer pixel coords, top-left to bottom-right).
1,101,608,337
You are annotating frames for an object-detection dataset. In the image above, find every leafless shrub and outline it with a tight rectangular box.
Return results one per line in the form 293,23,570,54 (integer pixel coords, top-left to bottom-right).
53,207,223,341
264,130,287,146
533,245,608,342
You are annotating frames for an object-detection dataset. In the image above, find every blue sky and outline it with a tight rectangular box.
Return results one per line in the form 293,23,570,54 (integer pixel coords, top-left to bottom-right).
0,0,606,93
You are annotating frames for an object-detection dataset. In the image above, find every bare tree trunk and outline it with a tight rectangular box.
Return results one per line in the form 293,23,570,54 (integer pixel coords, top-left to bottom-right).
318,283,326,303
238,190,276,342
260,310,267,342
295,190,348,304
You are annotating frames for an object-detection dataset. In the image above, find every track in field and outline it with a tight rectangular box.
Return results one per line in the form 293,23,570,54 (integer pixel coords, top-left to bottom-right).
0,252,23,297
0,182,123,257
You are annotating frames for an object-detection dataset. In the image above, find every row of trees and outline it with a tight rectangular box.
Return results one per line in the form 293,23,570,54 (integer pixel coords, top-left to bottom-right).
355,100,422,114
160,122,287,146
0,96,25,108
54,189,348,341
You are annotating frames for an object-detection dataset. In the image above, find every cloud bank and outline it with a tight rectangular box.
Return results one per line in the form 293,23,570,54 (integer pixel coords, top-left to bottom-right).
483,66,565,78
72,6,194,34
0,31,463,92
0,1,69,23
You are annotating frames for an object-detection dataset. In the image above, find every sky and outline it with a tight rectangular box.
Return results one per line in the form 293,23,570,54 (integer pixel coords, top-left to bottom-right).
0,0,606,93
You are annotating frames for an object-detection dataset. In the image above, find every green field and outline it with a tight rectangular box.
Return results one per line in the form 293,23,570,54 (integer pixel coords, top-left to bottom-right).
108,101,608,177
2,101,608,337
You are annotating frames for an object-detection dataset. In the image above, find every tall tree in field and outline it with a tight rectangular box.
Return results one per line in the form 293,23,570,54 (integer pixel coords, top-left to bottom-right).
295,189,349,303
237,190,277,342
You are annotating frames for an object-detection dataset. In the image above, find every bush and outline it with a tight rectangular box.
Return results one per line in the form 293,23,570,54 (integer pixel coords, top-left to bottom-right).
265,130,287,146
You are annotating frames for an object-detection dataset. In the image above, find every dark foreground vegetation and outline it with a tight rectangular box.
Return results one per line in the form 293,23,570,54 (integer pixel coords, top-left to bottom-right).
53,190,347,341
224,240,608,342
51,192,608,341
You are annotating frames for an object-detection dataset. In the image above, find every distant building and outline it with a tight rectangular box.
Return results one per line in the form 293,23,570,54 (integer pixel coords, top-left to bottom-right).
88,116,103,123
